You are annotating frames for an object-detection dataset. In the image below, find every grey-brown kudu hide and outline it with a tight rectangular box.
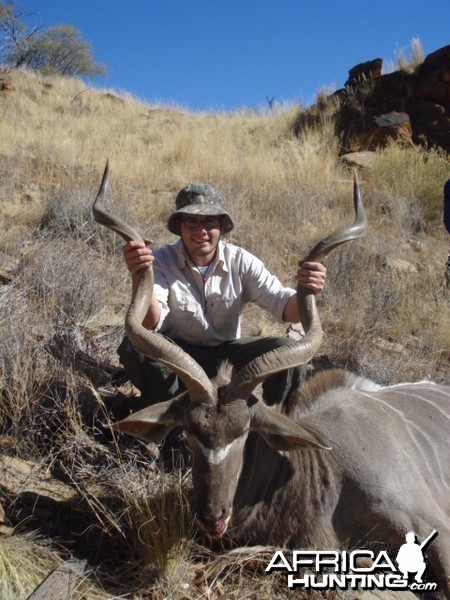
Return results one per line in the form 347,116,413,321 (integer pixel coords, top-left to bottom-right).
93,164,450,594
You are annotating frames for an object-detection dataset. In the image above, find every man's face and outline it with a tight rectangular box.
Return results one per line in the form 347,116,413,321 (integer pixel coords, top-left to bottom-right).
179,215,223,265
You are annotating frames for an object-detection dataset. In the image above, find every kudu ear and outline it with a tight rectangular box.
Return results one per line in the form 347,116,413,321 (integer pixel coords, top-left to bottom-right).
112,396,186,443
249,403,331,451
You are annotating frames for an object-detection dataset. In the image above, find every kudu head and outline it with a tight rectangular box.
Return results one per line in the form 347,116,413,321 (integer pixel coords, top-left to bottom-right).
93,163,367,538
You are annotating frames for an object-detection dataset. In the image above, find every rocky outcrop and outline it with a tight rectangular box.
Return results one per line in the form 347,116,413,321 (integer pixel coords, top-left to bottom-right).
293,44,450,153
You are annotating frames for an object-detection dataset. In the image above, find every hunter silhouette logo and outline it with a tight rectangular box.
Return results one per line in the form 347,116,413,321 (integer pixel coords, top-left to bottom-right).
396,530,437,583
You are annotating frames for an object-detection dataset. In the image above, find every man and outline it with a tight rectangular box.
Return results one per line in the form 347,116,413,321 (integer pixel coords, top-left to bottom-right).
118,183,326,409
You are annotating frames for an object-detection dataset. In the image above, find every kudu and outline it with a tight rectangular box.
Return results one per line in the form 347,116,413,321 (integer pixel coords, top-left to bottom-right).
93,164,450,593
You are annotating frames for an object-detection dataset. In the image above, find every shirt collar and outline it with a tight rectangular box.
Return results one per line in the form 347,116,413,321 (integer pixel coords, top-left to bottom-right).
174,239,228,272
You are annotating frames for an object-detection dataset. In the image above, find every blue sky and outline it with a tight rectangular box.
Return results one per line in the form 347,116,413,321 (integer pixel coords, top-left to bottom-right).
20,0,450,112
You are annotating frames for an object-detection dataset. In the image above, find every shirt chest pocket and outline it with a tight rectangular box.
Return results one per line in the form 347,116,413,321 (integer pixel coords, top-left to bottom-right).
206,272,243,318
168,284,204,322
173,297,202,319
208,295,241,330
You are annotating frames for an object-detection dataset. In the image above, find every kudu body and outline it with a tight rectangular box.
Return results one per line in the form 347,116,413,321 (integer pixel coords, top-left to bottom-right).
93,165,450,593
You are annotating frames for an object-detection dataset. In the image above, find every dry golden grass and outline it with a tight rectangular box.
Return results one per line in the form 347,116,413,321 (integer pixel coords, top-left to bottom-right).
0,67,449,598
0,531,58,599
382,37,425,75
396,37,425,74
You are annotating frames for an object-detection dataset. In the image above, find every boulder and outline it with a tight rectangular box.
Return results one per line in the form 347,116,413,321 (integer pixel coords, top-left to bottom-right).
340,151,378,170
415,45,450,105
293,44,450,153
342,111,414,150
346,58,383,86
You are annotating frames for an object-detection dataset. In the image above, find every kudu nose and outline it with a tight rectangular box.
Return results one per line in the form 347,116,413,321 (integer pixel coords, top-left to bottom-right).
196,509,229,537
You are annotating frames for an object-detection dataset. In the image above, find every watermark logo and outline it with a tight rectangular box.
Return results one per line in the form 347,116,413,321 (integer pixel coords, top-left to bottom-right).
265,530,438,593
396,530,437,583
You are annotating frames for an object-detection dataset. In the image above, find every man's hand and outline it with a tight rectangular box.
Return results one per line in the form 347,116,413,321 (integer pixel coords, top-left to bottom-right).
122,239,153,275
296,261,326,294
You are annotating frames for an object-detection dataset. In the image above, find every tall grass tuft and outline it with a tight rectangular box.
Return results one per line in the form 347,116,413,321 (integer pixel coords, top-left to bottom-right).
371,140,449,236
0,532,58,600
396,37,425,74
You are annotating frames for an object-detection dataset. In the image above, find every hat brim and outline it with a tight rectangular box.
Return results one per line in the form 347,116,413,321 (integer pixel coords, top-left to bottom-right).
168,205,234,235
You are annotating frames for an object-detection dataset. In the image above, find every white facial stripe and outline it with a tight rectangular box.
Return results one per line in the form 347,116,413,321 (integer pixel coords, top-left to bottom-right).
196,434,246,465
198,439,235,464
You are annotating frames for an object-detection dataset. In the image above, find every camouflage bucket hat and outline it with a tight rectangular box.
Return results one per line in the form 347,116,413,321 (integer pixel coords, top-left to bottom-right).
167,183,235,235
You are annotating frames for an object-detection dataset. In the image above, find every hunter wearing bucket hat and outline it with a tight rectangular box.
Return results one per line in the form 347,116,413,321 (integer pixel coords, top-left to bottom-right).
167,184,234,235
118,182,326,416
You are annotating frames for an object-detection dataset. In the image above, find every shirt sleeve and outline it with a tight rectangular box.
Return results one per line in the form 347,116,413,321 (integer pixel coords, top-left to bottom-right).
240,249,296,321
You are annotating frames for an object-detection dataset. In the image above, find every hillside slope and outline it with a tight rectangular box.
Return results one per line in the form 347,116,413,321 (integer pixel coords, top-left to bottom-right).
0,67,448,599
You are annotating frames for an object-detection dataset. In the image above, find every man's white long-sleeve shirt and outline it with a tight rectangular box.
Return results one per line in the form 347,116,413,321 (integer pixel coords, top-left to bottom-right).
153,239,296,346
